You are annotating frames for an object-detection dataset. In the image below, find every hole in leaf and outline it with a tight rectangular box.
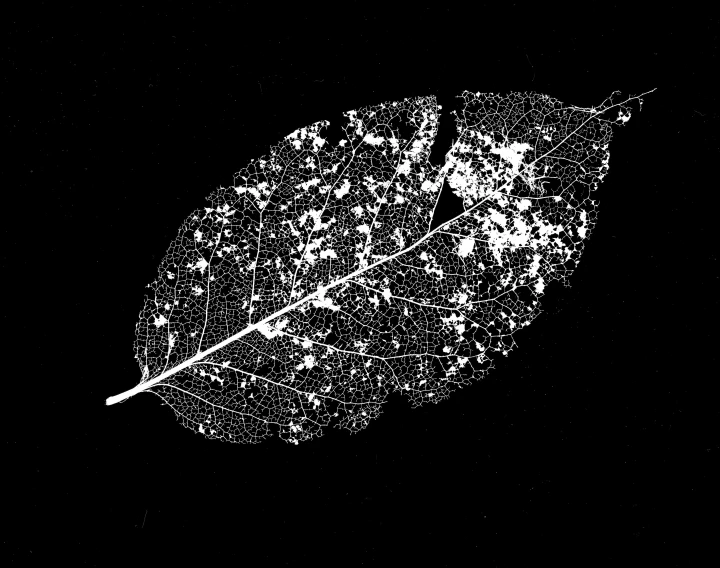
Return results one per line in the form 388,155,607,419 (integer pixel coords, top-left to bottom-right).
430,178,465,231
322,115,347,146
428,105,456,167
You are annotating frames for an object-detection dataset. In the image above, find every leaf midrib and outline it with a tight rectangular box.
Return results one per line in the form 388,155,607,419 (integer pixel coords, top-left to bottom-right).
113,158,489,402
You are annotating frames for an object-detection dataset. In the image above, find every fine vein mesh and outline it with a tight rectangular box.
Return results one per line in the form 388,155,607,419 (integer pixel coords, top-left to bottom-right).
127,91,640,444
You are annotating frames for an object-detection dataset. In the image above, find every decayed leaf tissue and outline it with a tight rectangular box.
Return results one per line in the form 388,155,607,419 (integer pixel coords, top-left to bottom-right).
107,89,653,444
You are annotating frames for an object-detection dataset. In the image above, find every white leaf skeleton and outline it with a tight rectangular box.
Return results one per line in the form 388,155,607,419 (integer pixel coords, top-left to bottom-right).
107,89,654,444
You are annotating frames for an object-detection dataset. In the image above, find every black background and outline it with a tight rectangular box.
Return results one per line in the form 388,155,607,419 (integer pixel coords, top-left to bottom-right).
6,2,718,565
